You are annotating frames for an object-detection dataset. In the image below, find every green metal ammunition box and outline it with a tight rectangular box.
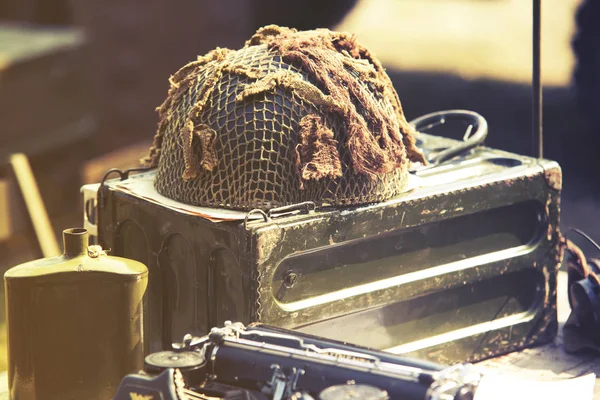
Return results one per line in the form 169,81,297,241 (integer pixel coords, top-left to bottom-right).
90,132,562,364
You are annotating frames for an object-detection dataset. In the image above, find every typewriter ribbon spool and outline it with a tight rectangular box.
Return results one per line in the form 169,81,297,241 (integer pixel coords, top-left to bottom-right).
4,228,148,400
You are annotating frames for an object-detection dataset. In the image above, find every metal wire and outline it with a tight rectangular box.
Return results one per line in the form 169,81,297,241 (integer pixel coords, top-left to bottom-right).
567,227,600,253
533,0,543,159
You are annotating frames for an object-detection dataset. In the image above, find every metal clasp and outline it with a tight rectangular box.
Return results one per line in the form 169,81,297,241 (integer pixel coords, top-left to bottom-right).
268,201,316,219
244,201,316,229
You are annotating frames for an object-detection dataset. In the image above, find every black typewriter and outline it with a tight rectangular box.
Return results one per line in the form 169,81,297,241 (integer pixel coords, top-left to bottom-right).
82,110,562,364
113,321,482,400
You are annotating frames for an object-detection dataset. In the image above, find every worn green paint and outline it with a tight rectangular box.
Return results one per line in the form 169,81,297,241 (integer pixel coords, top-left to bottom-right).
4,228,148,399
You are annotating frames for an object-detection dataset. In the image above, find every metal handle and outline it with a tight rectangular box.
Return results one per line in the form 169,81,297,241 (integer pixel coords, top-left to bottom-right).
409,110,488,165
100,166,154,187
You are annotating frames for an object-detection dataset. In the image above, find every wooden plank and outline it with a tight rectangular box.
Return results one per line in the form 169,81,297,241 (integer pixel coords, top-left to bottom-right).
0,179,11,242
9,154,60,258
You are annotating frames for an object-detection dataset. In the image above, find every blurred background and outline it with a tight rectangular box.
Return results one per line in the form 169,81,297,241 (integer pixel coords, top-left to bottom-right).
0,0,598,371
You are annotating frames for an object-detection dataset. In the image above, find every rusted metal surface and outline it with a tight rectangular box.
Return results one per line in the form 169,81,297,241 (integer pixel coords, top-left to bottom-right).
544,165,563,191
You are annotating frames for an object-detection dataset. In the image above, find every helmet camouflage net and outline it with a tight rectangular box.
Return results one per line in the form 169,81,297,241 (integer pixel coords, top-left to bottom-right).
142,25,426,211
